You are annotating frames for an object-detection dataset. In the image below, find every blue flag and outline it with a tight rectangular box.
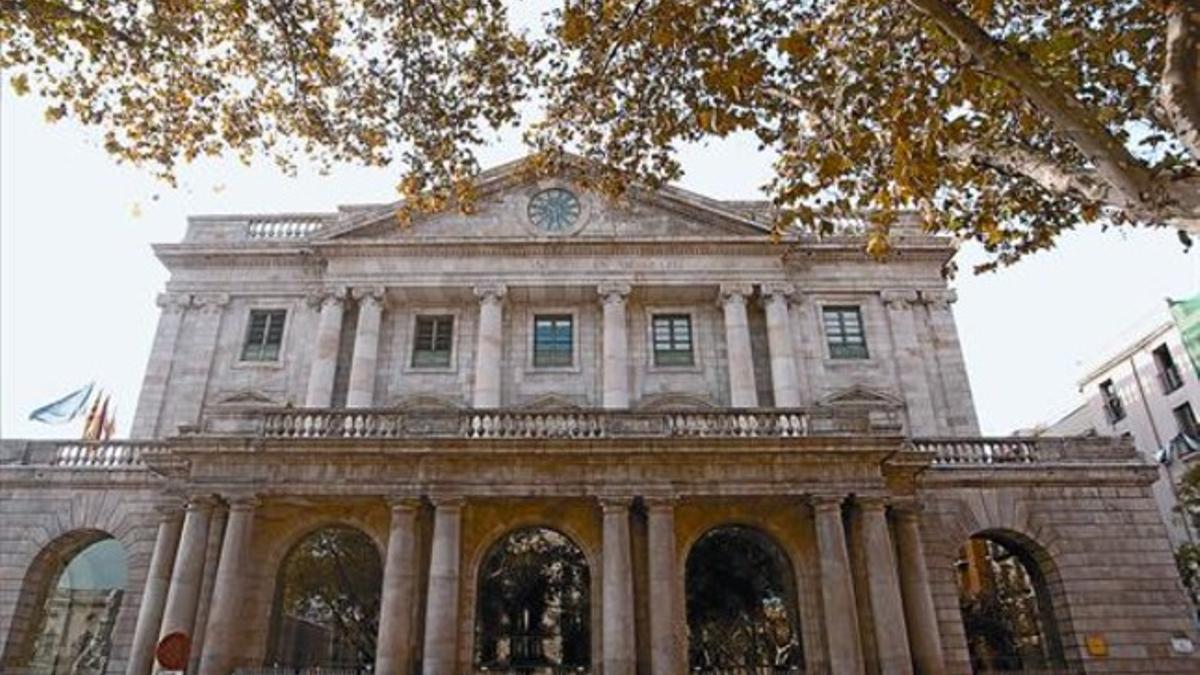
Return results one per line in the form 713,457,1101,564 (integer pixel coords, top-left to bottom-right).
29,383,95,424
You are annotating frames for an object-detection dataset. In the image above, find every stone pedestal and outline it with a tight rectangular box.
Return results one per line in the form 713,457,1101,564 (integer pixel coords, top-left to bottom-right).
422,497,464,674
720,284,758,408
126,504,183,675
157,497,215,662
197,496,258,675
601,497,636,675
894,505,946,675
473,284,507,408
600,283,631,409
763,283,801,407
859,498,913,675
376,498,422,675
813,495,865,674
305,290,346,407
347,288,385,408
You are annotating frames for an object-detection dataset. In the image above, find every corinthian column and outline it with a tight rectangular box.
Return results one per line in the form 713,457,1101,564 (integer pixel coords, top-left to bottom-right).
882,290,937,434
422,497,464,674
601,497,636,675
305,289,347,407
858,498,913,675
126,503,184,675
720,283,758,408
131,293,191,438
646,498,682,675
762,282,801,407
158,496,215,656
347,287,386,408
198,495,258,675
812,495,865,674
599,283,632,409
473,284,507,408
893,504,946,675
376,497,422,675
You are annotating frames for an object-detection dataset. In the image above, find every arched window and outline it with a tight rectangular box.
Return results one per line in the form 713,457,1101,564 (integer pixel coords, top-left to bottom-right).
475,527,591,672
956,535,1067,673
3,534,128,675
267,526,382,670
685,526,803,672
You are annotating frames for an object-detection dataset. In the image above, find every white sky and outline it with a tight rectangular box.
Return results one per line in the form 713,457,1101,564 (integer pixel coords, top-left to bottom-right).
2,44,1197,439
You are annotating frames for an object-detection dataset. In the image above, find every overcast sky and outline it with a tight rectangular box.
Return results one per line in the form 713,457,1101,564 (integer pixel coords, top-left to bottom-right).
2,49,1197,439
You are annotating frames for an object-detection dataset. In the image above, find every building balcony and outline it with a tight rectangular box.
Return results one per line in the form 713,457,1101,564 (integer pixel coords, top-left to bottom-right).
0,406,1137,470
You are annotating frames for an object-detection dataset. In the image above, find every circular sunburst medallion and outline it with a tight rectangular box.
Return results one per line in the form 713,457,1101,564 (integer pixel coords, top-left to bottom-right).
527,188,582,234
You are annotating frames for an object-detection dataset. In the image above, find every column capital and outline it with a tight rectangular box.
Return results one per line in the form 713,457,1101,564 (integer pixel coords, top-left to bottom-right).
307,287,349,309
855,495,890,512
429,494,466,510
156,292,193,314
193,293,230,314
880,288,919,309
642,496,677,513
920,289,957,309
719,283,754,305
890,499,924,520
183,494,219,512
474,282,508,304
599,496,635,513
387,495,424,513
761,282,796,302
598,282,632,305
223,493,260,511
351,286,387,305
153,498,187,520
810,494,847,512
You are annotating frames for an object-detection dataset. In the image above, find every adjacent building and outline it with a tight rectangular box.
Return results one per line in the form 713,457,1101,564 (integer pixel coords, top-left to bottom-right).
1040,306,1200,547
1,157,1197,675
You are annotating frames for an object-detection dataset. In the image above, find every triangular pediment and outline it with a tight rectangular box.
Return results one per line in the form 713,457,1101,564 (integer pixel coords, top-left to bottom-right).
818,386,903,408
316,155,770,242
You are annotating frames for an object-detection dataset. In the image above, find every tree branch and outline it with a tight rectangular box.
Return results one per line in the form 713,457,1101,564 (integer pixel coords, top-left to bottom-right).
1162,1,1200,162
904,0,1162,208
2,0,143,46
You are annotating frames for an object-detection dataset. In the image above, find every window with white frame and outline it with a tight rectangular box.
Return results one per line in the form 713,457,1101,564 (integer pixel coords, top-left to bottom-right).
411,315,454,368
823,306,869,359
652,314,694,366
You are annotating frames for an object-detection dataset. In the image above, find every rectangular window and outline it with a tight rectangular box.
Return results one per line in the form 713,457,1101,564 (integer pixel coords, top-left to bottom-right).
823,306,869,359
1100,379,1125,423
533,314,573,368
1153,344,1184,394
241,309,287,361
411,315,454,368
1175,403,1199,439
652,314,694,366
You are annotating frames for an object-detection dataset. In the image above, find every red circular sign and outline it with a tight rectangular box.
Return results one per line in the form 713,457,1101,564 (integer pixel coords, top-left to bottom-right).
156,632,190,670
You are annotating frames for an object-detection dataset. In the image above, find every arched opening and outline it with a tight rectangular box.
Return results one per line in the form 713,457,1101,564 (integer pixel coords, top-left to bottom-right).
685,525,804,672
474,527,591,673
955,534,1067,673
266,525,382,671
2,532,128,674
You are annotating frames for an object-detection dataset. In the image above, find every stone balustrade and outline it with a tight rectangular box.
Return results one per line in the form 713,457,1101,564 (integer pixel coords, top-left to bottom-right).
0,440,158,468
244,215,328,239
910,436,1138,465
252,407,879,440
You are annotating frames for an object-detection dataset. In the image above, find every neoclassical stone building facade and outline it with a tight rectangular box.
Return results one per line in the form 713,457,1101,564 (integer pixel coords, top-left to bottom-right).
1,159,1197,675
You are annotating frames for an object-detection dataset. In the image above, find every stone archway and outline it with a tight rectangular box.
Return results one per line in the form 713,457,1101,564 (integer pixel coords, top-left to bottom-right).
684,525,804,672
955,532,1068,673
265,525,383,670
474,526,591,673
1,530,128,674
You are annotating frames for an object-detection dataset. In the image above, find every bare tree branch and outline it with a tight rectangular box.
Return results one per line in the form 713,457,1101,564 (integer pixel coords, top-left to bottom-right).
904,0,1163,208
1162,1,1200,162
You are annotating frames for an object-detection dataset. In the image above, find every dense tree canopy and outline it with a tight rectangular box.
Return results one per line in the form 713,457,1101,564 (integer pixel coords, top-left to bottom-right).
3,0,1198,267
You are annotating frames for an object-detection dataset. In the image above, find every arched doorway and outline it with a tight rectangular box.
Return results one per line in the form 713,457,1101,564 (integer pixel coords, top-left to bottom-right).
266,525,383,671
2,532,128,674
685,525,804,672
474,527,591,673
955,534,1067,673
